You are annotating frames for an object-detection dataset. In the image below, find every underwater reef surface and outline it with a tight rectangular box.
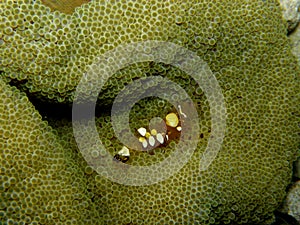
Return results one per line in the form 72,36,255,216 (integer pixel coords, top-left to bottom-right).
0,79,102,224
0,0,300,224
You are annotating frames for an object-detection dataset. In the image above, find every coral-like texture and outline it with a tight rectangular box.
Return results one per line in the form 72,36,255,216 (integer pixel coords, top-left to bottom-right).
0,78,101,224
56,87,298,225
0,0,295,104
0,0,299,224
281,181,300,222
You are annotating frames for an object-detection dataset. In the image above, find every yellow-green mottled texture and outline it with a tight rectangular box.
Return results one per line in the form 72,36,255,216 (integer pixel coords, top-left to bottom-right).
1,0,300,224
0,0,295,104
53,88,298,225
0,79,102,224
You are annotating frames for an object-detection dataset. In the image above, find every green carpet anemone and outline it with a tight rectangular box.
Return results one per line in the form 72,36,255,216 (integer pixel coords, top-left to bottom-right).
0,0,299,224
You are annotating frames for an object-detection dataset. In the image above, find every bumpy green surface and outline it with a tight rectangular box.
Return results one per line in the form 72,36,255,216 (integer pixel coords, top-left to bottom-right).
0,78,102,225
1,0,299,225
0,0,295,104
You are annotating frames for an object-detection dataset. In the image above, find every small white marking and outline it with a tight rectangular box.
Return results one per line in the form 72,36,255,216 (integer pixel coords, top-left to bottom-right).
166,134,169,141
178,105,187,118
148,136,155,146
176,126,182,132
137,127,147,136
156,133,164,144
142,140,148,149
118,146,130,157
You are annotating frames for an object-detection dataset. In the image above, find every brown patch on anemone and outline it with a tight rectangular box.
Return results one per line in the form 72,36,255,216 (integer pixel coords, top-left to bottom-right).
41,0,90,14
